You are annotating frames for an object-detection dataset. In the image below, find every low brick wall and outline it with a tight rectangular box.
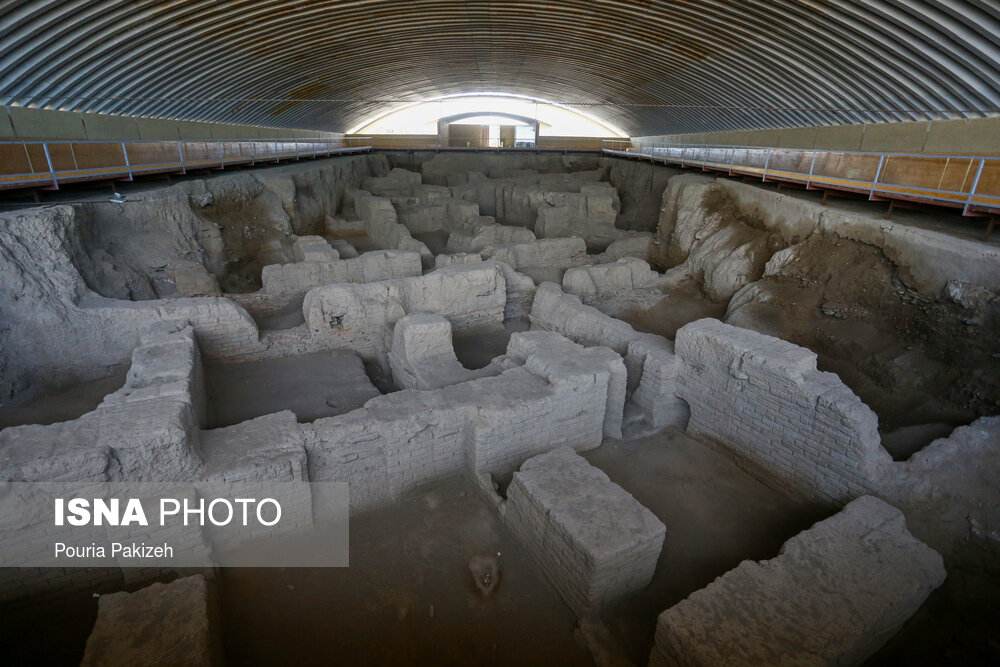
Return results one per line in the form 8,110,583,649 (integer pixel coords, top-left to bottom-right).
388,313,483,390
446,221,536,253
0,322,206,483
81,574,222,667
562,257,664,300
649,496,945,667
675,318,892,504
0,327,315,603
503,447,665,616
303,262,508,361
304,330,616,512
483,237,588,272
504,331,626,440
529,283,686,431
352,190,433,266
79,294,262,363
261,249,422,296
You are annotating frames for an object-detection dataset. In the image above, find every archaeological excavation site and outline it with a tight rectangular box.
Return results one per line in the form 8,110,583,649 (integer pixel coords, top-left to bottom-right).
1,2,999,666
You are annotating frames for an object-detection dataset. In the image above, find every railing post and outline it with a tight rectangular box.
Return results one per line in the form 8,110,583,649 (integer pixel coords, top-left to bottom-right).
870,155,886,199
217,140,224,168
249,140,255,166
121,142,133,181
42,142,59,189
728,147,736,175
681,146,688,168
177,140,186,174
21,143,34,183
274,140,279,164
964,158,987,216
762,148,774,182
806,151,818,188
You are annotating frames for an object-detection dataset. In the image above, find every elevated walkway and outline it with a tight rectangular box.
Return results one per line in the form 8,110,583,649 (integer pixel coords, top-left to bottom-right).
0,136,373,190
605,140,1000,219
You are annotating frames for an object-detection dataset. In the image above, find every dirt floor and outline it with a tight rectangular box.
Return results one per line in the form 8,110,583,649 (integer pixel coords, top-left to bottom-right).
203,350,381,428
412,230,451,256
252,295,306,330
220,430,831,666
584,430,830,664
619,282,728,340
0,582,113,666
453,318,530,369
220,477,592,667
866,565,1000,666
0,371,128,430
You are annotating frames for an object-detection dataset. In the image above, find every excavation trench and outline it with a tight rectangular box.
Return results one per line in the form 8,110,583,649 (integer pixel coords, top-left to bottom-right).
0,153,998,666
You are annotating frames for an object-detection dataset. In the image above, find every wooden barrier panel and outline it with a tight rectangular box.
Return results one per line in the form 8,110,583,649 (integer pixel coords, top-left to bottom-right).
612,141,1000,216
0,138,372,190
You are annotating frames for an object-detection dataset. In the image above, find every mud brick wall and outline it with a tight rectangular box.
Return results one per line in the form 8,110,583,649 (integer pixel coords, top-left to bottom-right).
649,496,945,667
304,335,612,513
483,237,587,272
502,447,665,616
303,262,507,361
629,338,688,430
82,296,262,362
0,324,206,483
466,367,608,481
446,222,535,253
352,190,433,265
530,283,686,429
675,318,892,505
261,249,422,296
561,257,663,300
504,330,627,440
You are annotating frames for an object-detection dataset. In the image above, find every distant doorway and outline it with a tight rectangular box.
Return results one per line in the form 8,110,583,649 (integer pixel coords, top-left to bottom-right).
438,112,540,148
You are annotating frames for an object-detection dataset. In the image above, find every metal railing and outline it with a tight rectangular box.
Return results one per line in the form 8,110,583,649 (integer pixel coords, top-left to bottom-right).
0,136,373,190
603,140,1000,216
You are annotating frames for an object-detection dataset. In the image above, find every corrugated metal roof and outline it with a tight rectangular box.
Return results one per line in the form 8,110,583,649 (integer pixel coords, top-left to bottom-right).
1,0,998,136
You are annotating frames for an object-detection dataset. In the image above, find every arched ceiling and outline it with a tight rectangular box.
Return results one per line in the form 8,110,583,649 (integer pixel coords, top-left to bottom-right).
2,0,999,137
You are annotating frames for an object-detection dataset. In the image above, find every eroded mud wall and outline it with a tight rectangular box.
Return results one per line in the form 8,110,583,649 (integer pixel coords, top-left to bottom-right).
647,174,1000,429
74,155,387,296
0,155,388,403
382,151,678,233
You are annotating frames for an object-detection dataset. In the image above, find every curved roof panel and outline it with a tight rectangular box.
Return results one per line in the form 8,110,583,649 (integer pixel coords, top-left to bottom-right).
1,0,998,136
